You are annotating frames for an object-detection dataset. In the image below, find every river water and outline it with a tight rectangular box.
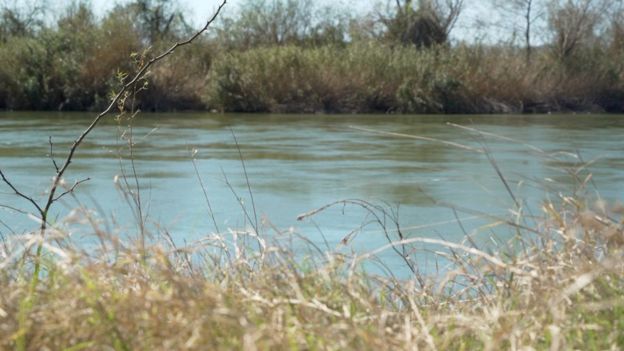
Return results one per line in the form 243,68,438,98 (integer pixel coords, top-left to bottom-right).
1,112,623,275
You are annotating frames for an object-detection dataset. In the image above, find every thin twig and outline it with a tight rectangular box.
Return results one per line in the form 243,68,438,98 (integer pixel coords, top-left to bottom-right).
53,178,91,202
357,236,526,275
127,121,146,241
48,136,59,172
447,122,546,154
0,218,15,235
483,144,520,208
0,170,43,215
298,198,420,278
349,125,483,153
230,129,259,234
0,204,31,216
221,168,258,234
191,155,220,234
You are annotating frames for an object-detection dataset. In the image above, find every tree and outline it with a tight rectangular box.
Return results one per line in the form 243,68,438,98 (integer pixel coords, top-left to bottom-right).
114,0,189,45
381,0,463,47
231,0,313,46
547,0,614,60
0,0,46,41
216,0,350,49
492,0,546,63
609,6,624,53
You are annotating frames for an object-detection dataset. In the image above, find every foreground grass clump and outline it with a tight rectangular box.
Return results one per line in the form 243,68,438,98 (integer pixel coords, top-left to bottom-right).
0,198,623,350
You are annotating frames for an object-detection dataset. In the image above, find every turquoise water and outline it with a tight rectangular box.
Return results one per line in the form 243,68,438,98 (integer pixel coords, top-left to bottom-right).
1,112,623,275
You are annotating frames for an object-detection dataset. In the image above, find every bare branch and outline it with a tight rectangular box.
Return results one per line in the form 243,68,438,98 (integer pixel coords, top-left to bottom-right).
0,169,43,215
0,204,30,216
48,136,60,172
53,177,91,202
191,152,220,234
38,0,228,234
349,125,483,153
442,0,464,35
230,129,258,235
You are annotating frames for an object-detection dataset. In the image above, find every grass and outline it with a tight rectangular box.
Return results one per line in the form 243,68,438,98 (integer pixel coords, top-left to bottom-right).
2,10,623,114
204,42,624,114
0,189,622,350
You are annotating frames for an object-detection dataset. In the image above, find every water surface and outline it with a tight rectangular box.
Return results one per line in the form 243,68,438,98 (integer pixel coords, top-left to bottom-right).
1,112,623,274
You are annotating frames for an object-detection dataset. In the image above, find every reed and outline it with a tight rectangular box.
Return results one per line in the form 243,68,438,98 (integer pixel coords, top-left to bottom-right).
204,43,624,114
1,1,623,113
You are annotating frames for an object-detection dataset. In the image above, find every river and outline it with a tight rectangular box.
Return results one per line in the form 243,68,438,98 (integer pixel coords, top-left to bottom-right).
1,112,623,275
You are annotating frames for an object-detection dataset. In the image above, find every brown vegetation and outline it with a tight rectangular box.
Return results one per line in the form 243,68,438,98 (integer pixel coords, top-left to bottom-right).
0,0,623,113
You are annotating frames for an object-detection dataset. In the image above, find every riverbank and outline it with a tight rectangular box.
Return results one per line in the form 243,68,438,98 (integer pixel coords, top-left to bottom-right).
2,42,623,115
1,194,622,350
2,0,623,115
205,44,624,114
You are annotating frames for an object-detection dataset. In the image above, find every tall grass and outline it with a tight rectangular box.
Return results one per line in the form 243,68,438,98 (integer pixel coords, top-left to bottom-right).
1,2,623,113
204,42,624,114
0,178,622,349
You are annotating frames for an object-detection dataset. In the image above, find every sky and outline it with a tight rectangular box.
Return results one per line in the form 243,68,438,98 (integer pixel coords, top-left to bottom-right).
88,0,228,24
76,0,535,44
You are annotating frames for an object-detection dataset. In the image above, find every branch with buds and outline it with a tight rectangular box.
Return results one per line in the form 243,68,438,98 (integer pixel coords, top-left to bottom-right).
0,0,227,246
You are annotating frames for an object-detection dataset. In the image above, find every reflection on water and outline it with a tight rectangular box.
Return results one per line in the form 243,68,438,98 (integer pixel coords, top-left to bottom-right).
1,112,623,275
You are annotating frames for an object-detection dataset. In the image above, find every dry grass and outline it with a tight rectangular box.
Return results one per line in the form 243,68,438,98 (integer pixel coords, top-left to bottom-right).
0,190,622,350
204,43,624,114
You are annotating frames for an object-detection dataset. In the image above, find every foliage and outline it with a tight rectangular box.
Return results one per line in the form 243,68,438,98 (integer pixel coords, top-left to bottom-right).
123,0,191,45
0,0,623,113
0,1,209,111
215,0,351,49
0,0,45,42
379,0,463,47
205,42,624,113
547,0,613,60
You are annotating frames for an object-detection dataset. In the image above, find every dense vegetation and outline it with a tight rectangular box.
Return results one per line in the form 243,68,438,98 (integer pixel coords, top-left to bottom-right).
1,0,623,113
